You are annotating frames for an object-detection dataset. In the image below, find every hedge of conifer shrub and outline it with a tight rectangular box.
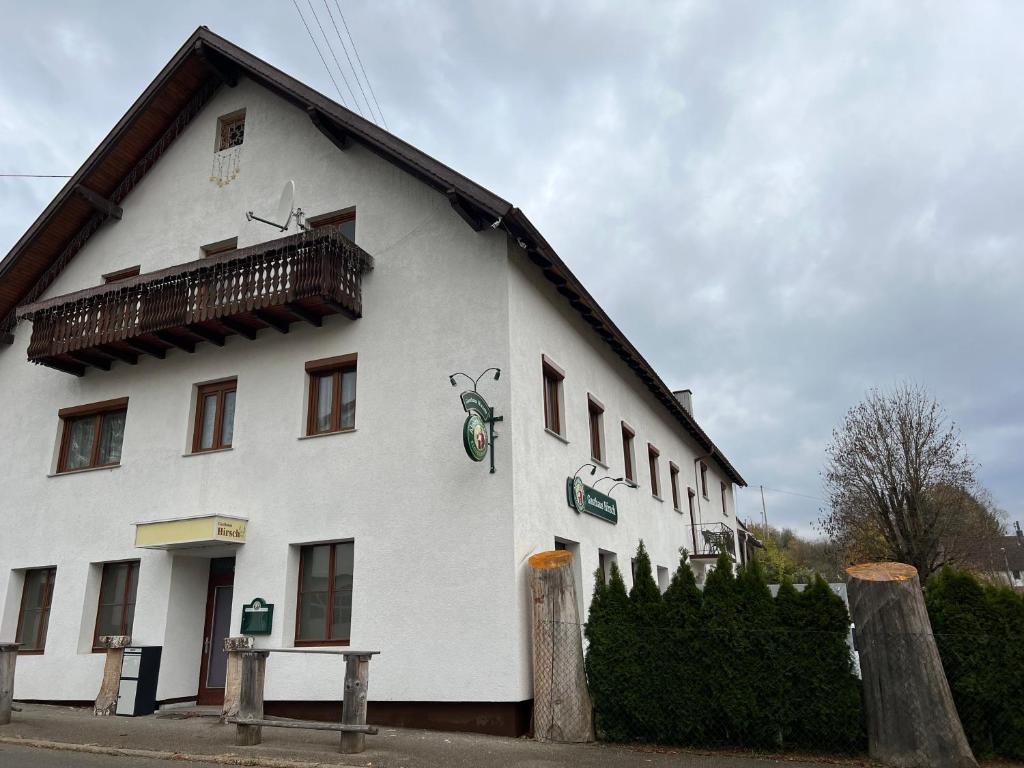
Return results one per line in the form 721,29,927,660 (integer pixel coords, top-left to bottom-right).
585,541,865,751
925,568,1024,760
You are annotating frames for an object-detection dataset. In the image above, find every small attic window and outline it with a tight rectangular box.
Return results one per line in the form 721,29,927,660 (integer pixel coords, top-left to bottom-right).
217,110,246,151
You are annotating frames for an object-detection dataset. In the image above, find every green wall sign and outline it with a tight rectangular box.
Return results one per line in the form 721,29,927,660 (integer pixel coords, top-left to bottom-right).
463,412,489,461
458,389,503,471
460,391,490,418
566,476,618,524
240,597,274,635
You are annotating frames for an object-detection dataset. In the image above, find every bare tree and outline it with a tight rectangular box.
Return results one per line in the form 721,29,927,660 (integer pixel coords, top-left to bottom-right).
820,383,1002,582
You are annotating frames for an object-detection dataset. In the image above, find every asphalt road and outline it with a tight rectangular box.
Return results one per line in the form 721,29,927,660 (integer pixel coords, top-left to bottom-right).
0,743,226,768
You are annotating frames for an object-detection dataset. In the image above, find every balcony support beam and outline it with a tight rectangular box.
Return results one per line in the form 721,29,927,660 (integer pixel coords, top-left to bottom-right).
188,324,226,347
220,317,257,340
154,331,196,353
255,310,289,334
324,299,359,321
68,350,110,371
97,345,138,365
286,302,322,327
124,339,166,359
43,357,86,377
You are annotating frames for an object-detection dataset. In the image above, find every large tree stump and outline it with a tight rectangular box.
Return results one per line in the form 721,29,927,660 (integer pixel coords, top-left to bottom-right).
528,550,593,743
846,562,976,768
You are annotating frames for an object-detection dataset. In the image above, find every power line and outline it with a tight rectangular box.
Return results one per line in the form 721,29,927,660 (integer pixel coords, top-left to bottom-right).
757,486,828,504
332,1,388,129
305,0,362,115
322,0,375,123
0,174,72,178
289,0,347,107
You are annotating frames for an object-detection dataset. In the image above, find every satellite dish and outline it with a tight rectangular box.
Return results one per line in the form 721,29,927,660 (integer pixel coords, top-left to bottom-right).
246,180,304,232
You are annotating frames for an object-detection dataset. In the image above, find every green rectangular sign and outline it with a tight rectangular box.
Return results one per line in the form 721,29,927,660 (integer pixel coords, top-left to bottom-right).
240,597,274,636
566,477,618,524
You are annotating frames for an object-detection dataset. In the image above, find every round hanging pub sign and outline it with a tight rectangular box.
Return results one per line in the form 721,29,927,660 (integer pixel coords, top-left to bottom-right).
571,476,586,514
463,412,489,462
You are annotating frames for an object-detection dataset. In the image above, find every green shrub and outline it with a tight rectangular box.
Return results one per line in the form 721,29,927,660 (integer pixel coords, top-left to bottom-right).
927,568,1024,760
584,541,866,753
785,575,864,751
585,562,636,741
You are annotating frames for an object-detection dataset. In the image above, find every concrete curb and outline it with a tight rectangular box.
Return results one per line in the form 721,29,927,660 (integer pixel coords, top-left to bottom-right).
0,736,337,768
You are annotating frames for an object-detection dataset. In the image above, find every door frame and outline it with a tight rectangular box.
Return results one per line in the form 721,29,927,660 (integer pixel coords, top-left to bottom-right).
197,558,235,705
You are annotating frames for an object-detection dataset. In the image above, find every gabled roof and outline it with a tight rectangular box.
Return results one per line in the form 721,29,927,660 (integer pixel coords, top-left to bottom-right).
0,26,746,486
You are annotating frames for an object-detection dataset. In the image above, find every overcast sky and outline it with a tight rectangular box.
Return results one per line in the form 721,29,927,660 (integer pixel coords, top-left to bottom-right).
2,1,1022,535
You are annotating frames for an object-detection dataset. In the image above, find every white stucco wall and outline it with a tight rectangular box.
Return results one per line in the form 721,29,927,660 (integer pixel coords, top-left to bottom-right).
0,76,520,704
504,248,741,693
0,72,744,710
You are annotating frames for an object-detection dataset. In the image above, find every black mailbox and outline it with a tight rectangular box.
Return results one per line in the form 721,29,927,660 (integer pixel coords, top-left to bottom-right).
116,646,162,716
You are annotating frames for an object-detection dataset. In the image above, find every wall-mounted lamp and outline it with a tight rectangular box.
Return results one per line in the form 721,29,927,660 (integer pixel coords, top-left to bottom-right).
594,475,628,496
574,463,598,479
449,368,501,392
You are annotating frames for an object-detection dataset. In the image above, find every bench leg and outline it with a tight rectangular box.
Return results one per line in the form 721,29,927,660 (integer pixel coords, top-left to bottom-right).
340,655,371,754
235,651,267,747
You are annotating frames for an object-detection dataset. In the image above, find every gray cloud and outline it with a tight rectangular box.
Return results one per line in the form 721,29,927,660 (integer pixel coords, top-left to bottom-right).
2,1,1021,534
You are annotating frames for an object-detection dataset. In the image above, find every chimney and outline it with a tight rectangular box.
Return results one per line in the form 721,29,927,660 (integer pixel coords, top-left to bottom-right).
673,389,693,417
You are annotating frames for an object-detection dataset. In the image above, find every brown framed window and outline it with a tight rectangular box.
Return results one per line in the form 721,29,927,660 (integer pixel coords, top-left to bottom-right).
721,482,729,516
57,398,128,473
621,422,635,483
217,110,245,151
201,237,238,258
588,395,604,462
93,561,139,650
309,209,356,241
192,380,237,452
700,462,709,498
295,541,354,645
102,265,140,283
306,355,357,435
16,568,56,653
542,355,565,436
648,443,660,497
688,487,697,518
670,462,681,511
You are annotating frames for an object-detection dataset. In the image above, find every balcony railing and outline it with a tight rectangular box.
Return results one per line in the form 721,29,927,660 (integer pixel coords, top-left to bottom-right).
687,522,736,558
17,229,373,375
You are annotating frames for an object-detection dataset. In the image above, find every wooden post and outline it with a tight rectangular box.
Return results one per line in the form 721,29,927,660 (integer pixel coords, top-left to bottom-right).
221,636,254,722
93,635,131,716
528,550,594,743
339,654,371,754
235,650,268,747
847,562,977,768
0,643,18,725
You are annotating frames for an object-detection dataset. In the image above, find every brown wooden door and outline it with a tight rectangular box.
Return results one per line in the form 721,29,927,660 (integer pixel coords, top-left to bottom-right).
197,557,235,706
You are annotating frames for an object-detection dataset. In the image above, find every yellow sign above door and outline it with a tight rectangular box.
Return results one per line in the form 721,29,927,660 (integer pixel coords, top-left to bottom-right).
134,514,248,549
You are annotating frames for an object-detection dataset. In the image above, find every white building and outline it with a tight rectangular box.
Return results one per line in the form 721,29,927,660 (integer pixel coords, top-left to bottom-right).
0,27,746,735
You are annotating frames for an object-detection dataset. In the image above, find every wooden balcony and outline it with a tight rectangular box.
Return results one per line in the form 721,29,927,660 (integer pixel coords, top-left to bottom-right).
17,229,374,375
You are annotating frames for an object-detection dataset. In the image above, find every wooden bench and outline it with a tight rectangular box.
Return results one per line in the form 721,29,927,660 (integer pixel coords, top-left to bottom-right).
226,648,380,754
0,643,19,725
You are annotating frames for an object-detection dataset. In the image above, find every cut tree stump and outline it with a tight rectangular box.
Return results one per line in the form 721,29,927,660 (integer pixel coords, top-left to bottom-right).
528,550,593,743
846,562,977,768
